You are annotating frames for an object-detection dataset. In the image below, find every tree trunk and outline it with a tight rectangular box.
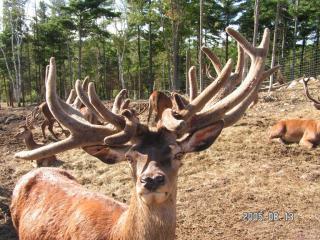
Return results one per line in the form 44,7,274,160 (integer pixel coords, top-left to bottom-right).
290,0,299,80
253,0,259,47
280,18,287,74
313,17,319,77
269,0,280,92
199,0,203,92
185,49,190,94
2,74,8,107
299,37,306,76
27,41,32,103
148,20,153,92
78,17,82,80
137,25,142,99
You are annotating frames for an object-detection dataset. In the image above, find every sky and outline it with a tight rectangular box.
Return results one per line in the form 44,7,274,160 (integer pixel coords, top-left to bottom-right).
0,0,44,30
0,0,122,33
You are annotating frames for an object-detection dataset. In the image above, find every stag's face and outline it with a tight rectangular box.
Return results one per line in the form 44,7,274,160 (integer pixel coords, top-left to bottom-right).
126,130,183,205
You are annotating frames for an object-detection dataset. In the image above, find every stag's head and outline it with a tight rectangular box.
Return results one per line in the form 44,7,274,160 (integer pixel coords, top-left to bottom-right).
15,27,278,206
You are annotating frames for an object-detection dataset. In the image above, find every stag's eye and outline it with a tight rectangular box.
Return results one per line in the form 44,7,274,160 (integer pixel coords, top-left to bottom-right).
174,153,184,160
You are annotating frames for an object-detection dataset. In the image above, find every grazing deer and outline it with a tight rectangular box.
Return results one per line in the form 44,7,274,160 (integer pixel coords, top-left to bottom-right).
269,78,320,149
32,77,104,141
33,101,66,140
14,125,57,167
12,27,277,240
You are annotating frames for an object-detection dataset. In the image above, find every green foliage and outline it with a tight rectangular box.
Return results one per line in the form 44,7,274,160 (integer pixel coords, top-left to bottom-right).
0,0,319,105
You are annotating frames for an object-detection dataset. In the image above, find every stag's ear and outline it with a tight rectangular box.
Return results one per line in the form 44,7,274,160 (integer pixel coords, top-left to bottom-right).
82,145,126,164
178,120,224,153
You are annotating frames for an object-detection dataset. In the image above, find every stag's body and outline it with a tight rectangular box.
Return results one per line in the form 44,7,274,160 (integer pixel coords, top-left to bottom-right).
15,127,57,167
269,119,320,148
11,167,175,240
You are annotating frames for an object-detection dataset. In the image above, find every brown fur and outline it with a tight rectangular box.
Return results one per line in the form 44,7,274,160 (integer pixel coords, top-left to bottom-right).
147,91,172,123
11,123,223,240
36,102,66,140
269,119,320,149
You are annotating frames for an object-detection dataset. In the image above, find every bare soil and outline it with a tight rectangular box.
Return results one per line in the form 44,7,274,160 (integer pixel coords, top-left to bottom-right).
1,85,320,240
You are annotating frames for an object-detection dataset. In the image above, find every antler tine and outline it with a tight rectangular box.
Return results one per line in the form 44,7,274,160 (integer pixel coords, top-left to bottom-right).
302,77,320,105
82,76,90,90
234,44,244,85
201,44,245,106
226,27,256,58
188,66,198,101
161,61,232,132
112,89,128,114
73,77,90,109
202,46,222,75
45,65,49,84
66,89,77,104
120,99,130,111
104,109,138,146
180,59,233,119
15,57,122,160
223,65,280,127
205,64,216,80
74,80,106,123
88,82,126,129
186,28,270,132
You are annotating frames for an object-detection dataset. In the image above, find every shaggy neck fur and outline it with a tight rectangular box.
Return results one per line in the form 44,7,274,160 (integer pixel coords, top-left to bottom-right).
111,186,177,240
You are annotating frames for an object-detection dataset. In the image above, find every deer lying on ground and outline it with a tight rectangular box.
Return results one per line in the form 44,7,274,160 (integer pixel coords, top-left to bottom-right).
269,119,320,149
12,27,277,240
14,125,57,167
269,78,320,149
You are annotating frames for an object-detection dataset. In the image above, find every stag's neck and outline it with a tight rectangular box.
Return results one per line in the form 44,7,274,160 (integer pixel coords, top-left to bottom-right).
111,189,177,240
24,133,40,150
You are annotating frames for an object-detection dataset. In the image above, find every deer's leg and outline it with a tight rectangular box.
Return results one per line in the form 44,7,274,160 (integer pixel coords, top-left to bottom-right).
56,121,65,132
48,120,59,140
41,120,48,140
299,138,314,149
147,103,153,124
299,132,316,149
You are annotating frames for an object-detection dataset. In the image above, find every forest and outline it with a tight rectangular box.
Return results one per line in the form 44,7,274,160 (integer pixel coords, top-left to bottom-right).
0,0,319,106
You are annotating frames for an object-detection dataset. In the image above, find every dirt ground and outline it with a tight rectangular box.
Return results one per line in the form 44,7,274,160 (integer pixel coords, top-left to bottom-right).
1,84,320,240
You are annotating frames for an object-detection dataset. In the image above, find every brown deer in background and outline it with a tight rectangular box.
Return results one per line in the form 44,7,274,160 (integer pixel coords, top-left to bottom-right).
14,125,57,167
269,77,320,149
31,76,105,141
147,68,195,125
12,27,277,240
147,90,172,123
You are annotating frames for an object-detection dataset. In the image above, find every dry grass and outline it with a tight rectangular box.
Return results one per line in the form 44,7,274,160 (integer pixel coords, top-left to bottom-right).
1,85,320,239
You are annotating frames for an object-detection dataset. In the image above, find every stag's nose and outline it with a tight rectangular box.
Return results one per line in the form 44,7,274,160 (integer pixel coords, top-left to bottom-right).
141,175,166,191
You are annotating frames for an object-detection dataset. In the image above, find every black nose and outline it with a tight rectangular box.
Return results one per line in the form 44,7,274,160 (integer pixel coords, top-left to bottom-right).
141,175,165,191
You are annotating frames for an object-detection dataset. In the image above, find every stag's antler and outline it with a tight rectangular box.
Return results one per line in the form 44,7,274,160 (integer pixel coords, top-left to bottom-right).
15,27,277,163
15,58,137,160
302,77,320,110
161,27,279,134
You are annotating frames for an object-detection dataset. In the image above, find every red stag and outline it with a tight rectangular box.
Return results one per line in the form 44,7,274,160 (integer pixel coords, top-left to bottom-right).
12,27,276,240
